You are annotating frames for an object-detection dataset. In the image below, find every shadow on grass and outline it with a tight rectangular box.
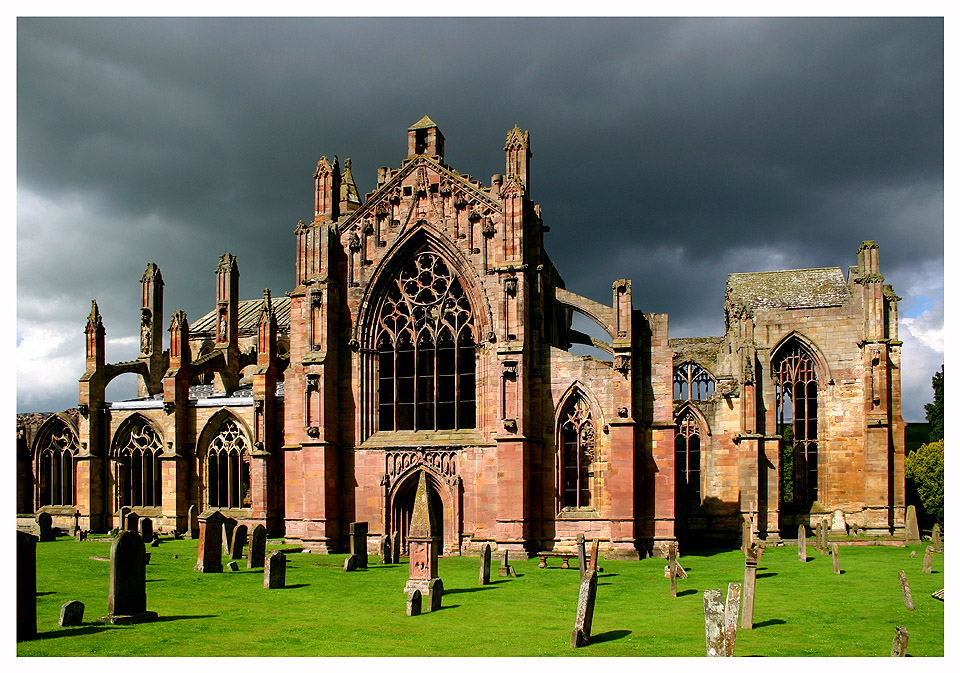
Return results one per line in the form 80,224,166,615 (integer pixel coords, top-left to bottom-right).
283,584,310,589
145,579,165,582
435,604,460,611
753,618,786,628
154,615,217,622
677,589,698,597
36,591,56,596
488,579,509,585
36,625,111,640
590,629,631,643
756,572,778,579
445,586,498,595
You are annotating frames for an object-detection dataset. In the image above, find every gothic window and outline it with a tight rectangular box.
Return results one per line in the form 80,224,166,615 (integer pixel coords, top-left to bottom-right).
36,419,78,507
675,409,702,504
115,419,163,508
775,342,819,504
206,418,251,509
376,251,476,431
558,393,596,510
674,362,715,400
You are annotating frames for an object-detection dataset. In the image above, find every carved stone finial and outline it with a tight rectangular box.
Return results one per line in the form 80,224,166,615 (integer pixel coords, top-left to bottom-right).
407,471,439,540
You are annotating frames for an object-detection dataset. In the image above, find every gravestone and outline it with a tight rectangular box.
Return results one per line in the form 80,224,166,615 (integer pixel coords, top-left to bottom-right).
222,516,238,555
831,543,841,574
798,524,807,562
75,528,87,542
16,531,38,641
819,520,830,555
344,555,358,572
117,506,131,530
922,545,934,573
36,511,54,542
247,524,266,569
909,550,917,559
830,509,847,535
139,517,153,545
931,523,942,553
703,589,725,657
898,570,915,611
498,549,518,577
723,582,742,657
231,524,248,561
350,521,369,569
904,505,921,545
195,510,225,573
891,625,909,657
740,544,759,629
226,561,240,572
932,588,944,601
379,534,391,565
668,541,678,598
100,530,158,624
406,588,422,616
125,511,140,534
391,530,401,564
59,600,85,627
741,519,751,554
264,551,286,589
403,472,443,611
588,538,601,573
186,504,199,539
577,534,587,579
479,543,491,585
150,538,160,548
570,569,598,648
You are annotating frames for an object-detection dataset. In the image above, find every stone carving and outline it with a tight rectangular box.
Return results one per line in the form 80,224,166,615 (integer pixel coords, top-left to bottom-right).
898,570,915,611
613,354,630,374
922,545,934,573
891,626,909,657
403,472,442,611
264,551,286,589
479,543,492,586
231,524,248,561
59,600,85,627
570,569,598,648
904,505,921,545
830,509,847,534
17,531,37,642
195,510,224,573
703,589,725,657
100,531,158,624
385,449,458,481
247,524,266,569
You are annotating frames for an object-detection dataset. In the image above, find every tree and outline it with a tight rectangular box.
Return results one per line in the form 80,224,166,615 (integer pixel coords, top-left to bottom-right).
905,439,944,528
924,365,943,442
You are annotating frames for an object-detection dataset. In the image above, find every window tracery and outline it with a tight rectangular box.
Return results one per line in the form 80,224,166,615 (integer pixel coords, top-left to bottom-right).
37,419,78,507
673,361,715,400
675,409,702,503
115,419,162,508
558,393,595,510
206,418,251,509
775,342,819,504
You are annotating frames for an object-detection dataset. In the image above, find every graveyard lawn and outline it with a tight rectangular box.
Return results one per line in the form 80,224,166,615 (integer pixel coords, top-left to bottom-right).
18,538,944,657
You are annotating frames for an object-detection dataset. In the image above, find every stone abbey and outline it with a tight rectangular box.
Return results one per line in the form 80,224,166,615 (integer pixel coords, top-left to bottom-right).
17,118,906,557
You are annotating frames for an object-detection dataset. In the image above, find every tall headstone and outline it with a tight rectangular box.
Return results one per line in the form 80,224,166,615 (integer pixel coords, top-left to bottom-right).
798,524,807,562
36,511,54,542
16,531,38,641
222,516,238,555
668,541,678,598
186,505,199,539
100,530,158,624
391,530,401,564
740,544,758,629
588,538,601,573
230,524,248,561
570,569,598,648
576,534,587,579
922,545,934,573
703,589,725,657
819,520,829,555
117,506,131,530
830,509,847,535
195,510,225,573
139,517,154,545
379,534,391,564
741,519,751,554
247,524,266,569
125,510,140,534
264,551,286,589
59,600,85,627
831,543,841,574
72,510,81,536
891,626,909,657
349,521,369,569
723,582,742,657
479,543,492,586
898,570,915,611
404,472,443,611
904,505,921,545
931,523,942,553
499,549,518,577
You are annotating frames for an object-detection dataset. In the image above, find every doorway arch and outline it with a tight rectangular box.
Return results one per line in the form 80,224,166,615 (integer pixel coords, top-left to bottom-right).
387,466,457,555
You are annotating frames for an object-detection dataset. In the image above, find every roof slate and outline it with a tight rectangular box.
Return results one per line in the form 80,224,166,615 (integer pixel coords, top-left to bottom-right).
189,296,291,339
726,267,849,310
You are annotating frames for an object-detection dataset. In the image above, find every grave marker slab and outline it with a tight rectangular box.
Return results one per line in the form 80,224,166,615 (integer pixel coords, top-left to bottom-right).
898,570,915,611
922,545,934,573
59,600,85,627
100,530,158,624
247,524,266,569
577,534,587,579
349,521,369,569
406,589,422,616
703,589,725,657
139,517,153,545
832,543,841,574
830,509,847,535
479,543,491,586
498,549,518,577
186,504,199,539
231,524,248,561
117,506,131,530
36,511,54,542
931,523,942,553
904,505,921,545
668,542,678,598
72,510,81,536
222,516,238,555
16,531,38,641
740,544,758,629
379,534,391,565
226,561,239,571
570,569,598,648
125,511,139,534
344,555,358,571
891,625,909,657
723,582,741,657
391,530,401,564
798,524,807,562
264,551,286,589
195,510,225,573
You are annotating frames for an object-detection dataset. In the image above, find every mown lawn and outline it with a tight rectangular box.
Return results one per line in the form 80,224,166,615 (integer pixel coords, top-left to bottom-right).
18,537,944,657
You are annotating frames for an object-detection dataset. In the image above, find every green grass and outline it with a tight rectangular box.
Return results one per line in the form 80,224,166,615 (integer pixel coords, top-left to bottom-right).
18,537,944,657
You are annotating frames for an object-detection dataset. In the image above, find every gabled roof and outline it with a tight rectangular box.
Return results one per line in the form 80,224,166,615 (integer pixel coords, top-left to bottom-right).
408,115,439,130
726,267,850,310
189,296,291,339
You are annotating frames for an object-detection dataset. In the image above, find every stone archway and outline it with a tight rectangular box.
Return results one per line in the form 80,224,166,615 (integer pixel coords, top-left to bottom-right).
384,452,462,555
391,472,445,555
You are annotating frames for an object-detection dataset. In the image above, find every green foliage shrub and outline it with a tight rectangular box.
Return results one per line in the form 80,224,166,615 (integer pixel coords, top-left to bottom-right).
905,439,944,528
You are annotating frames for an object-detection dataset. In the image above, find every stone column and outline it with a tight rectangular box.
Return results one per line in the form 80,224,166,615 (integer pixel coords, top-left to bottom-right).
741,545,758,629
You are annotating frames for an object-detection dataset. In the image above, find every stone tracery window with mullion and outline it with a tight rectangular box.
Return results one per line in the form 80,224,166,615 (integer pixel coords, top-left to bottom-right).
673,361,715,400
376,251,476,431
775,342,819,505
675,409,702,504
36,419,79,507
115,420,162,508
558,393,595,510
206,418,251,509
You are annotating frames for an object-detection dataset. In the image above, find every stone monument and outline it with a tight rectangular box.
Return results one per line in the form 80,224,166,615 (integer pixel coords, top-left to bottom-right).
904,505,921,545
195,509,225,573
570,569,598,648
479,543,492,585
741,544,759,629
403,472,443,612
265,551,286,589
247,523,266,569
99,530,158,624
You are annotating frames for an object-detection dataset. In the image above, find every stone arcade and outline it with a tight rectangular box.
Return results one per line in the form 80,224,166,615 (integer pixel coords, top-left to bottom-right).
17,117,906,558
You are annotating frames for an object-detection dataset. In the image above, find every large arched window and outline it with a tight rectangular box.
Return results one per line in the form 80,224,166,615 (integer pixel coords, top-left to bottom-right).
206,418,251,509
36,418,78,507
674,361,715,400
115,419,163,508
558,392,596,510
376,251,476,431
675,408,702,504
775,341,819,504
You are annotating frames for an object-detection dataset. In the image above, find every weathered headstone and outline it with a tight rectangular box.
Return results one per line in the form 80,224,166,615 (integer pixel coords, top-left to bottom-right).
798,524,807,562
404,472,443,611
723,582,741,657
909,550,917,559
125,510,140,534
904,505,921,545
391,530,401,564
17,531,38,641
247,523,266,569
740,544,758,629
150,538,160,548
100,530,158,624
832,543,841,574
406,588,422,616
139,517,154,545
350,521,369,569
479,543,491,586
379,534,391,564
344,555,358,572
195,510,225,573
898,570,915,611
36,511,54,542
576,533,587,579
59,600,85,627
588,538,601,573
226,560,240,572
498,549,518,577
72,510,81,536
819,520,830,555
117,506,131,530
830,509,847,535
186,504,199,539
891,625,909,657
264,551,286,589
931,523,942,553
570,569,598,648
703,589,725,657
231,524,248,561
922,545,934,573
222,516,238,555
668,541,678,598
741,519,752,554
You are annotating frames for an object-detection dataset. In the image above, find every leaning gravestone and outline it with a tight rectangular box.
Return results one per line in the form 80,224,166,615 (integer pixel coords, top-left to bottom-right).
379,534,391,565
570,569,598,648
391,530,401,564
588,538,602,573
479,543,492,586
703,589,725,657
139,517,154,545
798,524,807,562
832,543,841,574
222,516,238,555
36,511,54,542
922,545,934,573
904,505,921,545
741,544,759,629
891,626,909,657
344,555,358,572
226,561,240,572
247,524,266,569
99,530,158,624
898,570,915,611
264,551,286,589
17,531,38,641
195,510,225,573
723,582,742,657
59,600,85,627
931,523,942,553
577,534,587,579
186,504,199,539
231,524,248,561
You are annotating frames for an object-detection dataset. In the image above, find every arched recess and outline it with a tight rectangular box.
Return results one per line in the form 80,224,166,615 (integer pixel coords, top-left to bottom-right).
673,361,717,401
197,410,254,509
110,413,164,509
387,465,458,555
554,383,603,513
770,331,831,389
674,402,710,507
33,414,80,509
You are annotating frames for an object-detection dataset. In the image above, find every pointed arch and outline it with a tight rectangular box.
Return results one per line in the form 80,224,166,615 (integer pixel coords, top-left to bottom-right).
197,409,252,509
33,414,80,508
110,413,164,509
673,361,717,400
770,331,831,388
674,403,707,505
555,383,601,511
387,465,453,555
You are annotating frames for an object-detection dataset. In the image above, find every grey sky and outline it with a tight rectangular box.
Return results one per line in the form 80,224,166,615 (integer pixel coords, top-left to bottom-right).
16,17,944,420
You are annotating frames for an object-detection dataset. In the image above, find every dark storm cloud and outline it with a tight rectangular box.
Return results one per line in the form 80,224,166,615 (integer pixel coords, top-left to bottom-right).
17,17,943,418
